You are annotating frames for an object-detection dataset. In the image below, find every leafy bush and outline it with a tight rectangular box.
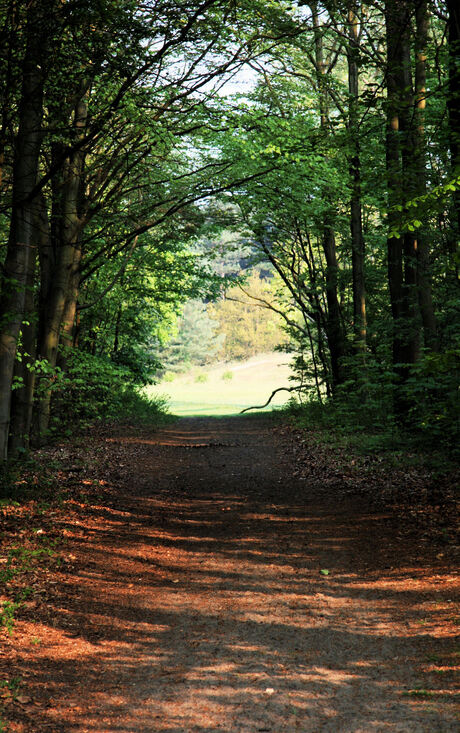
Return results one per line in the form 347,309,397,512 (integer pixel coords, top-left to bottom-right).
403,349,460,455
111,344,160,386
51,350,169,433
284,346,459,458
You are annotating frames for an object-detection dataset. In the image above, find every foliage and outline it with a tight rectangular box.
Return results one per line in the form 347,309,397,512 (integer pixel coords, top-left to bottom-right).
284,347,460,459
208,271,287,361
0,0,303,460
51,350,170,435
202,1,459,455
0,0,458,460
404,349,460,456
158,300,224,372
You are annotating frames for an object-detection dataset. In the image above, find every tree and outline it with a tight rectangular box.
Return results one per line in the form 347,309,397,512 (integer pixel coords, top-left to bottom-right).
160,300,224,371
0,0,302,457
209,0,457,436
0,0,58,458
208,271,286,361
1,0,457,459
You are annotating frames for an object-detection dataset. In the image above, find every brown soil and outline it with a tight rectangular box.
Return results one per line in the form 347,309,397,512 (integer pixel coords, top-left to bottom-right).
1,416,459,732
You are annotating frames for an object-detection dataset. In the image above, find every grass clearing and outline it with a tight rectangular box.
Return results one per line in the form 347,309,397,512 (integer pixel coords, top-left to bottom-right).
146,352,294,416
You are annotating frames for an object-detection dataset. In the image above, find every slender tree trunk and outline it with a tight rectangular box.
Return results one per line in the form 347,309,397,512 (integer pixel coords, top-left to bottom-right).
311,2,328,128
9,194,51,454
8,236,38,456
0,1,18,194
385,0,421,392
113,307,122,355
385,1,404,372
0,1,45,460
323,228,347,388
311,1,348,390
347,3,366,355
446,0,460,235
400,12,421,368
57,245,82,369
414,0,437,351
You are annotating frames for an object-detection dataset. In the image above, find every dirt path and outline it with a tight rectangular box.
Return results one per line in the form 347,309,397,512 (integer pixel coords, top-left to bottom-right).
4,417,459,732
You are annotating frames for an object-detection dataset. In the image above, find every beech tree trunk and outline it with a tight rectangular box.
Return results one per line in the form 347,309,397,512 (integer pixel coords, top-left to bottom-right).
347,3,366,355
446,0,460,235
399,10,420,369
311,1,348,390
0,1,46,460
385,0,404,372
59,247,82,354
385,0,421,392
8,239,38,456
35,91,88,442
322,228,347,388
414,0,437,351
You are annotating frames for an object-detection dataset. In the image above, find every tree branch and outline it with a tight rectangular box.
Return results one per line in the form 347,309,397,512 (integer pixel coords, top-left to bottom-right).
240,386,299,414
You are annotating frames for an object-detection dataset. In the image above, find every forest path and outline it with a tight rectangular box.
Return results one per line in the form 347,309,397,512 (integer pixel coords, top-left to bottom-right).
7,417,459,732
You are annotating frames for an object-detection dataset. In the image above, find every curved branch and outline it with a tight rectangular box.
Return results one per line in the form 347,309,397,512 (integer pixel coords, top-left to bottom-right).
239,386,299,414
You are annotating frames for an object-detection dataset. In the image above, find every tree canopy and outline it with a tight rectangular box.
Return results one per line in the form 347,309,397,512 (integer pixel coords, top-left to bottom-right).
0,0,458,460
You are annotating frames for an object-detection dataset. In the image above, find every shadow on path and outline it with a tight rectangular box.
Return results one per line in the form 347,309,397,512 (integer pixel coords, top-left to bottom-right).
11,417,459,732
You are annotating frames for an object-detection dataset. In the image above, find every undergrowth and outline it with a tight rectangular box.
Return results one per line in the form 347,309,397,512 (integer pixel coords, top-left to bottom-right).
282,395,458,473
49,350,171,438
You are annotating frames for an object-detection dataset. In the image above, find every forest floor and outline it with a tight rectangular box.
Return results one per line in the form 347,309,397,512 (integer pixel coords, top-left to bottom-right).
1,415,459,732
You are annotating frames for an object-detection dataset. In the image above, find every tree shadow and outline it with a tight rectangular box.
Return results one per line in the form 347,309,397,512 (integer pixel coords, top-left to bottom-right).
10,417,459,732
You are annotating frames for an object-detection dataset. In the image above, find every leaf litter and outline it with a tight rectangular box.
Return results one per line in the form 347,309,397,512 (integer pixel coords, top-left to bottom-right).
0,416,458,732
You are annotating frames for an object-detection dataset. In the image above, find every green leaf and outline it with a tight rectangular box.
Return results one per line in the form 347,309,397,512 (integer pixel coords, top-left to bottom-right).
320,569,330,576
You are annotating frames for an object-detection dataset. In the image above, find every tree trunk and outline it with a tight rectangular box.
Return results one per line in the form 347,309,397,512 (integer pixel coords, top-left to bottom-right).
414,0,437,351
0,1,45,460
347,3,366,355
323,227,347,388
385,0,421,389
311,1,328,128
0,1,18,194
399,6,420,368
311,1,348,390
385,0,404,371
8,241,38,457
446,0,460,235
59,248,82,350
35,91,88,442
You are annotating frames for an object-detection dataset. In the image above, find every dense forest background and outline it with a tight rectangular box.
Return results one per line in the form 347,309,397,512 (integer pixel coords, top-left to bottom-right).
0,0,458,462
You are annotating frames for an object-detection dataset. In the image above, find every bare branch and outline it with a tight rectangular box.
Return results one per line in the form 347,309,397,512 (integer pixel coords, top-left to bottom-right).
240,386,299,414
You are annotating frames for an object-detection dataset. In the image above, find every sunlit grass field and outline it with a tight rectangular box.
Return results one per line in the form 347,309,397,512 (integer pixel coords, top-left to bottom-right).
146,352,294,416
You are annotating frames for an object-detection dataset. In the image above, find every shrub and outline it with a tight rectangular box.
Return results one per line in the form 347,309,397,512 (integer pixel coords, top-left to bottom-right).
403,349,460,456
51,350,169,433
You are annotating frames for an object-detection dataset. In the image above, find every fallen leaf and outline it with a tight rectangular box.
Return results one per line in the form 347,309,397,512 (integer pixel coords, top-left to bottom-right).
16,695,32,704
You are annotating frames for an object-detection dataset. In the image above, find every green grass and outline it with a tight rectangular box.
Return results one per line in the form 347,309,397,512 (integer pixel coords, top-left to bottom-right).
146,353,294,417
